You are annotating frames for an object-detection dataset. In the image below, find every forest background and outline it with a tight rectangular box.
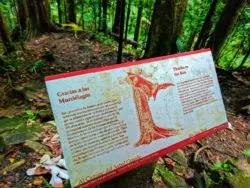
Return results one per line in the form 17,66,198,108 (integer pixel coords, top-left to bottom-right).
0,0,249,70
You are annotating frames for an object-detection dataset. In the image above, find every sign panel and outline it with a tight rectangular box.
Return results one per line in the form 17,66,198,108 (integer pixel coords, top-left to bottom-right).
45,49,228,188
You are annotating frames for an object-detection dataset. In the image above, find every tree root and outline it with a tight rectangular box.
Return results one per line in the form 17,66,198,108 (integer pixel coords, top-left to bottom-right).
194,145,210,162
194,144,238,163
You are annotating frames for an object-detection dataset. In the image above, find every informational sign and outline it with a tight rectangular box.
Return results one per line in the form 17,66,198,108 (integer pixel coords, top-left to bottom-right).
45,49,228,188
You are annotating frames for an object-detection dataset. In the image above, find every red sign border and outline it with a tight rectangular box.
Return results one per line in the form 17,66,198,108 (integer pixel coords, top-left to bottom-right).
44,48,228,187
45,48,211,81
78,122,228,188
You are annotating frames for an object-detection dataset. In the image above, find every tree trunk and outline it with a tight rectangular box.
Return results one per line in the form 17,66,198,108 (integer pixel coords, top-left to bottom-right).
144,0,188,58
194,0,218,50
16,0,28,31
45,0,51,21
0,8,14,52
66,0,76,23
98,0,102,31
133,0,143,45
124,0,131,41
102,0,108,33
186,31,197,51
64,0,67,23
209,0,247,59
237,48,250,70
112,0,122,34
92,0,97,31
21,0,56,37
117,0,125,63
57,0,62,24
80,0,84,28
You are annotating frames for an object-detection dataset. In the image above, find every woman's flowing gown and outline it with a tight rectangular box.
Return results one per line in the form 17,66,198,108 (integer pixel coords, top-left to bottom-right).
127,72,178,147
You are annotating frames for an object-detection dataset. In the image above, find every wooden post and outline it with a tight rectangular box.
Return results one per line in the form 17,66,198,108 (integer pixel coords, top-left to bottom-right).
117,0,126,64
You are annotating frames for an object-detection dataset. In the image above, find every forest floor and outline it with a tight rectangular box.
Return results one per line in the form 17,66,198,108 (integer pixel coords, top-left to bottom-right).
0,32,250,188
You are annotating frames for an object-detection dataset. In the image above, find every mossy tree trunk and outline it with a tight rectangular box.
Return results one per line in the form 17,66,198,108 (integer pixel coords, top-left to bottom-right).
208,0,248,60
237,48,250,69
194,0,218,50
0,8,15,52
144,0,188,58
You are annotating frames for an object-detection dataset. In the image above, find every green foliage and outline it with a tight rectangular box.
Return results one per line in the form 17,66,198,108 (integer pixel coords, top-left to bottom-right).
29,60,46,73
24,110,38,120
218,6,250,70
207,161,235,186
0,54,25,73
62,23,83,32
95,33,115,46
211,162,234,171
242,149,250,158
0,0,17,31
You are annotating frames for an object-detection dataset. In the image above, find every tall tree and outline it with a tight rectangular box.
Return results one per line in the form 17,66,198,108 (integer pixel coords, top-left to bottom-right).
92,0,97,31
113,0,122,34
66,0,76,23
102,0,108,33
0,8,14,52
80,0,85,28
16,0,28,31
117,0,126,63
64,0,67,23
209,0,248,59
145,0,188,58
57,0,62,24
124,0,132,41
17,0,56,37
98,0,102,31
45,0,51,20
194,0,218,50
133,0,143,45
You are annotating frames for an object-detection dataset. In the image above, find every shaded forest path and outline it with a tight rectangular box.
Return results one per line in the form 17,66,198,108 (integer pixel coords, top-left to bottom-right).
0,32,250,187
24,32,134,72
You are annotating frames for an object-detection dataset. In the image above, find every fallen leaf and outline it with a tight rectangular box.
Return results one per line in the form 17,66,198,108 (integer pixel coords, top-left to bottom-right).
8,158,15,164
33,177,43,186
0,183,9,188
176,172,184,177
35,167,49,175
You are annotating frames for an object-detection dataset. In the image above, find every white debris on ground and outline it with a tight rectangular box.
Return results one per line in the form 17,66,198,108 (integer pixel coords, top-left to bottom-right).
26,154,68,186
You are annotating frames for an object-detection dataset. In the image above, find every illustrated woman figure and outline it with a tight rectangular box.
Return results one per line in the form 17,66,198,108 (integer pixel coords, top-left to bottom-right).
126,72,178,147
